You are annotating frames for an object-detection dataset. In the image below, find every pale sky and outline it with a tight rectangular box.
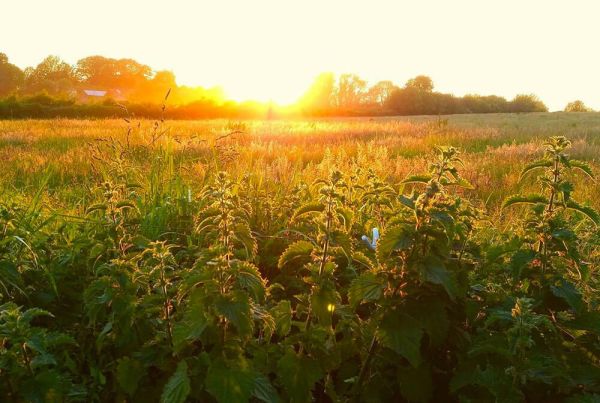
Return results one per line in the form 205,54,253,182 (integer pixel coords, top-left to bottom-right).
2,0,599,110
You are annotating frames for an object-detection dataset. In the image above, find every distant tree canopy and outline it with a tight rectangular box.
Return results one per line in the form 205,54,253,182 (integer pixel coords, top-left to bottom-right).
299,73,549,116
0,51,556,118
405,75,434,92
564,100,593,112
0,52,224,106
0,53,25,96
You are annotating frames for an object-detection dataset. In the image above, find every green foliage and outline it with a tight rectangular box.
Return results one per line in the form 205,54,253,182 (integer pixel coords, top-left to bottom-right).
1,131,598,402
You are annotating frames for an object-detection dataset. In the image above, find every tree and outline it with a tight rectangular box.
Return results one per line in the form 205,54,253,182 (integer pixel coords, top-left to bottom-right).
462,94,509,113
509,94,548,113
76,55,118,86
0,53,24,97
564,100,593,112
76,56,153,97
366,80,397,106
335,73,367,109
23,55,77,96
405,75,434,92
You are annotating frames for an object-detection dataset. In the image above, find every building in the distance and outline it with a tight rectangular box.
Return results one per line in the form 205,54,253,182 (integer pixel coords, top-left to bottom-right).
78,89,125,103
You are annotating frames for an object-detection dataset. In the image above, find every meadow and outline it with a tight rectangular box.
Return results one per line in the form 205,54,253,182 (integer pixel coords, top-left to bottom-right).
1,112,600,402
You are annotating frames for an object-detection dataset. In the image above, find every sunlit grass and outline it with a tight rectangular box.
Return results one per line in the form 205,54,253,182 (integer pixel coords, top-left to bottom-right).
1,113,599,222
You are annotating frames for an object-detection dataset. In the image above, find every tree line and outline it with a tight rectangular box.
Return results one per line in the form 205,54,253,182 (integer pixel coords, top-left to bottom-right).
0,52,594,119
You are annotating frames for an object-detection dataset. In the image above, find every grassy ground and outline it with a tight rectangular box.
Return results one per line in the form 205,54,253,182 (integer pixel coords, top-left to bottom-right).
1,112,599,220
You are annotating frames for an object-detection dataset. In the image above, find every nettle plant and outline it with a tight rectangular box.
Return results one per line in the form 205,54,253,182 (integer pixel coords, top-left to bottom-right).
503,136,599,275
0,303,83,402
452,136,600,401
159,171,276,403
274,170,371,401
345,145,479,402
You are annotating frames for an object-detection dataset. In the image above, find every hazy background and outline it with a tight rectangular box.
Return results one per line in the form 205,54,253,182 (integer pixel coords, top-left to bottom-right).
2,0,598,109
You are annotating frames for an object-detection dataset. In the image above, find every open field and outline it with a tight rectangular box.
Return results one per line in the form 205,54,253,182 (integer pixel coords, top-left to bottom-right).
1,113,600,401
2,112,600,213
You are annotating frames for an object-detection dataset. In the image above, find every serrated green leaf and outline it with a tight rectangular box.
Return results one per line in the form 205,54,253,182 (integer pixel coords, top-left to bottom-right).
172,290,209,352
278,240,314,269
502,194,548,209
234,222,258,257
160,361,190,403
116,357,144,396
419,256,458,300
205,359,255,403
348,272,384,308
520,159,553,180
402,174,433,185
376,225,413,261
377,311,423,367
85,203,108,214
551,280,584,313
351,251,375,270
236,261,266,302
291,202,324,221
566,200,600,225
397,363,433,403
215,291,253,336
253,373,280,403
277,350,323,403
569,159,595,180
270,300,292,337
310,284,339,327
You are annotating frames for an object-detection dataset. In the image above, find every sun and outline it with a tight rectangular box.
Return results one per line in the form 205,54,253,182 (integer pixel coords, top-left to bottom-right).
221,77,309,106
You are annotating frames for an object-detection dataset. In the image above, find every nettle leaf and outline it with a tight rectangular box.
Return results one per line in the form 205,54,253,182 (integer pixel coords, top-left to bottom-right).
336,206,354,231
278,240,314,269
566,200,600,225
551,280,584,313
509,249,536,279
310,285,339,327
569,159,595,180
377,310,423,367
291,202,324,221
116,357,144,396
451,364,522,402
215,291,253,336
419,256,458,300
502,194,548,209
402,174,433,185
253,373,280,403
448,177,475,189
407,297,449,347
172,290,209,352
236,261,266,302
520,159,553,180
205,359,256,403
270,300,292,337
351,251,375,270
330,230,352,257
397,363,433,403
277,350,323,403
234,222,258,257
377,225,413,261
348,272,384,308
85,203,108,214
565,311,600,334
399,194,416,209
116,200,137,210
160,361,191,403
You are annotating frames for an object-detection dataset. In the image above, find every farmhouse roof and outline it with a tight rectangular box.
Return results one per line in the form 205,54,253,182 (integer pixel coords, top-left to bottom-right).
83,90,107,97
